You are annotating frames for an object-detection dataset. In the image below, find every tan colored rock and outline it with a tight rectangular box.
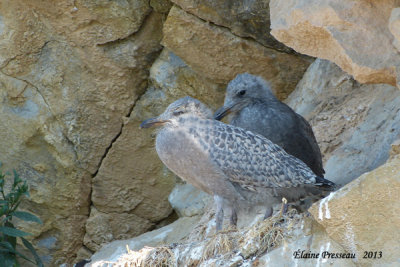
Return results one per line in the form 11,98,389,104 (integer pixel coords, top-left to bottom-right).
0,55,92,266
0,0,165,265
309,155,400,267
86,48,225,250
171,0,291,52
390,139,400,159
150,0,173,14
84,208,155,252
286,59,400,186
75,246,93,263
148,49,226,110
17,0,151,46
19,215,88,266
85,112,176,251
389,8,400,52
270,0,400,88
162,6,311,100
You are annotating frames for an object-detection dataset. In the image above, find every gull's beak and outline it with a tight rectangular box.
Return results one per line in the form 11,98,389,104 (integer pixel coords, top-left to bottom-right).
213,104,234,120
140,116,169,129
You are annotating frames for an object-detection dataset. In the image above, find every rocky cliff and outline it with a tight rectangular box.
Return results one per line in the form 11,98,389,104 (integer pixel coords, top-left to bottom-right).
89,58,400,267
0,0,399,266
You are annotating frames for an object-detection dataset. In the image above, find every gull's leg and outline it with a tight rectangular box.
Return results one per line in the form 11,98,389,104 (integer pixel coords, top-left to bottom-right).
230,207,238,226
216,206,224,231
280,197,288,217
214,195,224,231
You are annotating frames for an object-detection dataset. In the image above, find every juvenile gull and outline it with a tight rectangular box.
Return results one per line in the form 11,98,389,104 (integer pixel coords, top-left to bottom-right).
214,73,325,177
140,97,335,230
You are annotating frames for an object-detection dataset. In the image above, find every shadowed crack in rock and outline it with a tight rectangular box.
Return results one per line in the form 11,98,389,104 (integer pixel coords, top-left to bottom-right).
0,69,82,166
0,40,53,70
173,5,296,54
96,8,155,46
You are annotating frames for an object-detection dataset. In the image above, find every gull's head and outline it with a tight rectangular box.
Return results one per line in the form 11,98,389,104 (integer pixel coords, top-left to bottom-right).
140,96,212,129
214,73,276,120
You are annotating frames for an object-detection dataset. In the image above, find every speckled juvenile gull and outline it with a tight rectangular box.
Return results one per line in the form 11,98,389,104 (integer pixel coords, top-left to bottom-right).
140,96,335,231
214,73,325,177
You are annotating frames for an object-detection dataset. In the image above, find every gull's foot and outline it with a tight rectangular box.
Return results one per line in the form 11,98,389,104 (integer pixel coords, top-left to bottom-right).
279,197,288,217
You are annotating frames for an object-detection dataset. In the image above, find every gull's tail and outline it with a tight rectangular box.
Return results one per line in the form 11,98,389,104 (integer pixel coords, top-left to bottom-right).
315,176,337,191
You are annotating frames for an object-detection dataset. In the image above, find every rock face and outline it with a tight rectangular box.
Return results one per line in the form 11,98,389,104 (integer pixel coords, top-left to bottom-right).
162,5,311,100
270,0,400,89
88,55,400,267
258,221,356,267
89,215,202,266
84,48,226,252
0,0,167,265
168,183,211,217
89,153,400,266
171,0,291,52
2,0,398,265
309,154,400,267
3,0,311,263
287,59,400,186
389,8,400,52
88,140,400,267
89,206,357,267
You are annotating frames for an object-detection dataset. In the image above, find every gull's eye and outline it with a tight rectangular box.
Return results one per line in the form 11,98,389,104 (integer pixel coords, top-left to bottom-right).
173,110,184,116
238,90,246,96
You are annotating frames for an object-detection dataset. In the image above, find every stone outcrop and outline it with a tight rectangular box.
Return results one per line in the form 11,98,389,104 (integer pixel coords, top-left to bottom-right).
2,0,398,265
0,0,167,265
88,55,400,267
287,59,400,185
171,0,291,52
270,0,400,89
258,222,356,267
88,136,400,267
84,48,226,252
4,1,312,263
89,206,356,267
309,154,400,267
162,5,312,100
168,183,211,218
89,215,202,266
389,8,400,52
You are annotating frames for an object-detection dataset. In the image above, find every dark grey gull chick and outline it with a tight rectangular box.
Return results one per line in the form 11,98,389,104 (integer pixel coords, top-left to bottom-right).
214,73,325,178
141,96,335,231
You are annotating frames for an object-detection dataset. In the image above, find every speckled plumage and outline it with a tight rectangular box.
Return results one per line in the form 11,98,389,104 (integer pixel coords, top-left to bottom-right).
141,97,335,230
214,73,325,177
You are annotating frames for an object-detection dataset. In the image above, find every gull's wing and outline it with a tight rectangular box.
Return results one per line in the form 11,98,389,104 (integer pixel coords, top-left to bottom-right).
296,114,325,176
190,119,333,191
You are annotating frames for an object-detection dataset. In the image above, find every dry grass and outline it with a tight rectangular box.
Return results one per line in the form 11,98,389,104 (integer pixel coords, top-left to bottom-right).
199,207,299,262
143,246,175,267
201,229,237,261
113,207,303,266
115,246,175,267
238,208,298,258
182,204,216,243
